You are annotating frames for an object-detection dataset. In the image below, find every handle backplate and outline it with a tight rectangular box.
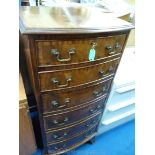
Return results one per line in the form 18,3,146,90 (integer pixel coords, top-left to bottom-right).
51,76,72,88
51,48,76,62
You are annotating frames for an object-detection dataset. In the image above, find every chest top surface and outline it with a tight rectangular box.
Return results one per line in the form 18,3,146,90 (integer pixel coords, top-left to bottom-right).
19,6,134,34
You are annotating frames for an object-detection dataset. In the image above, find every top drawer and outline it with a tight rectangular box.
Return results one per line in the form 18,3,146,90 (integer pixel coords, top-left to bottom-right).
35,35,126,67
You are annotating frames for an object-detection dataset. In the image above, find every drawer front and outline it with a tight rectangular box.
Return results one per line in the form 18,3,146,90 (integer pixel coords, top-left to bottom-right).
47,125,98,154
44,97,106,131
39,58,119,92
42,78,112,114
36,35,126,67
46,112,101,143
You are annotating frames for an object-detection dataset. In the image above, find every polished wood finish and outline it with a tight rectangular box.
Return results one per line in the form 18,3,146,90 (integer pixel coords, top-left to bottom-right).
19,6,133,155
46,113,101,143
41,78,112,114
19,6,134,34
19,73,36,155
44,97,105,131
36,34,126,67
47,125,98,153
39,58,119,92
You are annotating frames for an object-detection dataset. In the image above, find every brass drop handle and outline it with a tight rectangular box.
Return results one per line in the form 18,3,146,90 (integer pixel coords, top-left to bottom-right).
50,98,70,109
84,133,89,138
93,86,106,97
93,91,102,97
105,43,121,55
99,66,114,77
99,70,105,76
115,42,121,49
108,66,114,73
105,45,113,54
64,98,70,104
50,100,59,108
86,124,90,127
54,144,66,150
51,76,72,88
89,105,101,114
51,48,76,62
91,42,97,48
53,132,68,140
86,120,96,127
53,117,69,126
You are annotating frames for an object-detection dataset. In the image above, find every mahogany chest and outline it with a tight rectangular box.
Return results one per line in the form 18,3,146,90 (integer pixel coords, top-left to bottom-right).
19,6,133,154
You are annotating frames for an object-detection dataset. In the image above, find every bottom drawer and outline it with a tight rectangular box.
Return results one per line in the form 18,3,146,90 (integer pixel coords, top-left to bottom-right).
47,125,98,154
46,112,102,143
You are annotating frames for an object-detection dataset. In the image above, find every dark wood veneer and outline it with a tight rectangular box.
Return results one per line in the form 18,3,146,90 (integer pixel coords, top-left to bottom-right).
43,97,106,131
46,112,101,143
38,58,119,92
19,6,133,155
35,34,126,67
41,77,112,114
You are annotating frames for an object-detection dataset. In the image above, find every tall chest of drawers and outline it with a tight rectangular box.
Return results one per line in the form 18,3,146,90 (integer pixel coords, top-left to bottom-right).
19,6,134,154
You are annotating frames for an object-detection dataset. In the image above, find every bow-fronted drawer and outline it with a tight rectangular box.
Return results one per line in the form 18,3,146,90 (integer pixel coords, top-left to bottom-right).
43,97,106,131
41,77,112,114
47,125,98,154
38,58,119,92
35,34,126,67
46,112,101,143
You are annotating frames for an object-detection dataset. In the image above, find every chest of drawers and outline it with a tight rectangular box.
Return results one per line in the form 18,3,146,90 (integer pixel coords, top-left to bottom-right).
19,6,133,154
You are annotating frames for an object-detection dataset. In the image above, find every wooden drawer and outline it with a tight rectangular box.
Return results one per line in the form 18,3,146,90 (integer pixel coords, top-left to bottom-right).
43,97,106,131
47,125,98,154
36,35,126,67
39,58,119,92
42,77,112,114
20,6,133,155
46,112,101,143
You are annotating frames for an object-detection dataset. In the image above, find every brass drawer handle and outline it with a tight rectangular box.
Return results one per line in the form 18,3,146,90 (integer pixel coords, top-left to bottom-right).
53,132,68,140
51,48,76,62
115,42,121,49
99,70,105,76
86,120,96,127
54,144,66,150
91,42,97,48
53,117,69,126
105,42,121,55
50,100,59,108
84,134,89,138
99,66,114,77
108,66,114,73
51,76,72,88
93,86,106,97
105,45,113,54
89,105,101,114
50,98,70,109
64,98,70,104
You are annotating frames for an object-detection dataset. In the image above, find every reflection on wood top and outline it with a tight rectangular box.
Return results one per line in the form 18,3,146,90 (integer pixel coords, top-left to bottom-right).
19,6,134,34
